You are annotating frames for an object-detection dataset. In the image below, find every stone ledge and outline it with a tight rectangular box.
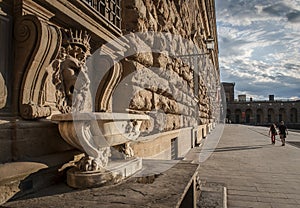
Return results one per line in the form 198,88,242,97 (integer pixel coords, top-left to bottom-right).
0,150,80,205
0,162,48,185
2,160,200,208
198,181,227,208
0,162,47,205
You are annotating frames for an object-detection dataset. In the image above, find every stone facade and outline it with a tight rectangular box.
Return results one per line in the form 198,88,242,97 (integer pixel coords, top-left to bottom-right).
115,0,221,157
0,0,220,204
223,82,300,129
0,0,220,165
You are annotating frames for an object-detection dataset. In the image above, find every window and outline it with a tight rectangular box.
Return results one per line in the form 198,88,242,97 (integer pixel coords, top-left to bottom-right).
82,0,121,29
171,138,178,160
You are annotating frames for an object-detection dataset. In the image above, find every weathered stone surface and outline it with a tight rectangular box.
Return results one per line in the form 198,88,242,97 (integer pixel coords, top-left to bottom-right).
120,0,219,131
129,89,153,111
131,64,171,93
126,33,154,66
165,113,180,130
66,158,142,188
20,103,51,119
0,162,48,205
1,0,220,202
0,120,73,163
197,181,225,208
2,160,199,208
152,52,169,68
0,73,7,109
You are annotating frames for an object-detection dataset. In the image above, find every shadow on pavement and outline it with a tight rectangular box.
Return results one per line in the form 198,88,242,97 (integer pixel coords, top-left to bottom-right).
287,141,300,148
212,145,268,152
11,182,75,202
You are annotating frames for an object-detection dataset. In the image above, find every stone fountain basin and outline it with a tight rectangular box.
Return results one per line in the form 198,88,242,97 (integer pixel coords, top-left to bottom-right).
51,112,149,150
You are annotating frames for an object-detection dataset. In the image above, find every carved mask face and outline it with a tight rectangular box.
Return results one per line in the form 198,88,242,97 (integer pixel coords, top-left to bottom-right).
60,56,81,105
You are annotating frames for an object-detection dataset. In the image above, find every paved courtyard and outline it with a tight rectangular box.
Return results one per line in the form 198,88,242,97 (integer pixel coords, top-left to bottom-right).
2,124,300,208
195,124,300,208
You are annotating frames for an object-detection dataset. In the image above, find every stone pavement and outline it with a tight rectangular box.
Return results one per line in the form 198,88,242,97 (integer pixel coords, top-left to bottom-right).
1,160,199,208
193,124,300,208
2,124,300,208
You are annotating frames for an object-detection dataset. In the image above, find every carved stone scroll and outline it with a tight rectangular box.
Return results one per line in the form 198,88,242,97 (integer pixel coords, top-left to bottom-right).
14,15,61,119
90,55,122,112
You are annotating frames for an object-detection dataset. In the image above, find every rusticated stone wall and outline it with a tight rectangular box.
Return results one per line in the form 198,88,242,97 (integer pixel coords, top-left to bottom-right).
114,0,218,132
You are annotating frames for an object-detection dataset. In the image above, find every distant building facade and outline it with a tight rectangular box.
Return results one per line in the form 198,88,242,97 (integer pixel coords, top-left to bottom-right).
222,82,300,129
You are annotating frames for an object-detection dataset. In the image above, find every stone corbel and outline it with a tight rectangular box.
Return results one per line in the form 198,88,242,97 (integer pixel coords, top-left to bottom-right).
93,55,123,112
14,15,61,119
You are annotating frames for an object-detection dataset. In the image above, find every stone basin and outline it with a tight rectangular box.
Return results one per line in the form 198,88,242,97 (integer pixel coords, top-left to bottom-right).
51,112,149,150
51,112,149,169
51,112,149,188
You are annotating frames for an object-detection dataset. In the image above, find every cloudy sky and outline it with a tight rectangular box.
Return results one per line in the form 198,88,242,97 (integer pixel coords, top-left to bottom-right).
215,0,300,100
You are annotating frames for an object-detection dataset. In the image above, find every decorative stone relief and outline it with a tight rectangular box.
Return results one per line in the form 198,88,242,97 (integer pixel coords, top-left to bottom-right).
20,103,51,120
52,30,92,113
14,15,61,119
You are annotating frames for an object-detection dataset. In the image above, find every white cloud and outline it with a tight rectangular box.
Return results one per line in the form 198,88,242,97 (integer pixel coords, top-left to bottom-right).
216,0,300,100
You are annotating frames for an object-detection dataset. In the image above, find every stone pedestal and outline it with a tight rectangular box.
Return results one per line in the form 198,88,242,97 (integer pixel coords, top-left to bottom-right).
67,158,142,188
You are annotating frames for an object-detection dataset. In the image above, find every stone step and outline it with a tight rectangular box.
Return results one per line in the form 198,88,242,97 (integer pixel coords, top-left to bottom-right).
197,181,227,208
0,150,80,205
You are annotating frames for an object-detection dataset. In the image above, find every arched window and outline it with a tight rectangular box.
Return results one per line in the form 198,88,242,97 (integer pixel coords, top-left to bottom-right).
290,108,298,123
268,108,275,123
235,109,242,124
256,109,263,124
279,108,286,122
245,109,253,124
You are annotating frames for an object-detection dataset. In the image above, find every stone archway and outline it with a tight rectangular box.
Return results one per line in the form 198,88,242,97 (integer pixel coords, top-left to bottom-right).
234,109,242,124
290,108,298,123
268,108,275,123
256,109,264,124
245,109,253,124
279,108,286,122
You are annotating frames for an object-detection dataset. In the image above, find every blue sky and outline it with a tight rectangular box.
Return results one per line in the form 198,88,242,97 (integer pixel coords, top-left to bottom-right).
215,0,300,100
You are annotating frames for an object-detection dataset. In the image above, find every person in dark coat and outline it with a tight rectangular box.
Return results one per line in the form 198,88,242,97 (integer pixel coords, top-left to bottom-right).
278,121,288,146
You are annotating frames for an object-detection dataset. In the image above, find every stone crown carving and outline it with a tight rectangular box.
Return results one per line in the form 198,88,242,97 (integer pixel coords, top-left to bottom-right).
52,29,92,113
61,29,91,60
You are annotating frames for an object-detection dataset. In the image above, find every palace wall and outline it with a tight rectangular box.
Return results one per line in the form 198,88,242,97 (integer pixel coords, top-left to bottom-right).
0,0,219,162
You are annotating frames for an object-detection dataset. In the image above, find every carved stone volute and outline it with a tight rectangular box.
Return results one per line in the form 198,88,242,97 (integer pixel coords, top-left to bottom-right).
15,15,61,119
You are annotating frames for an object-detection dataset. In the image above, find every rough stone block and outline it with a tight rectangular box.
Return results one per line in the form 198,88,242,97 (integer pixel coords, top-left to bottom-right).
129,89,153,111
11,120,72,161
165,114,180,130
0,138,12,163
152,52,169,68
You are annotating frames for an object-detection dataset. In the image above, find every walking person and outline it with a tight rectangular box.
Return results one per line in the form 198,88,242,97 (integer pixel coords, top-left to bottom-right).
278,121,288,146
269,123,277,144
